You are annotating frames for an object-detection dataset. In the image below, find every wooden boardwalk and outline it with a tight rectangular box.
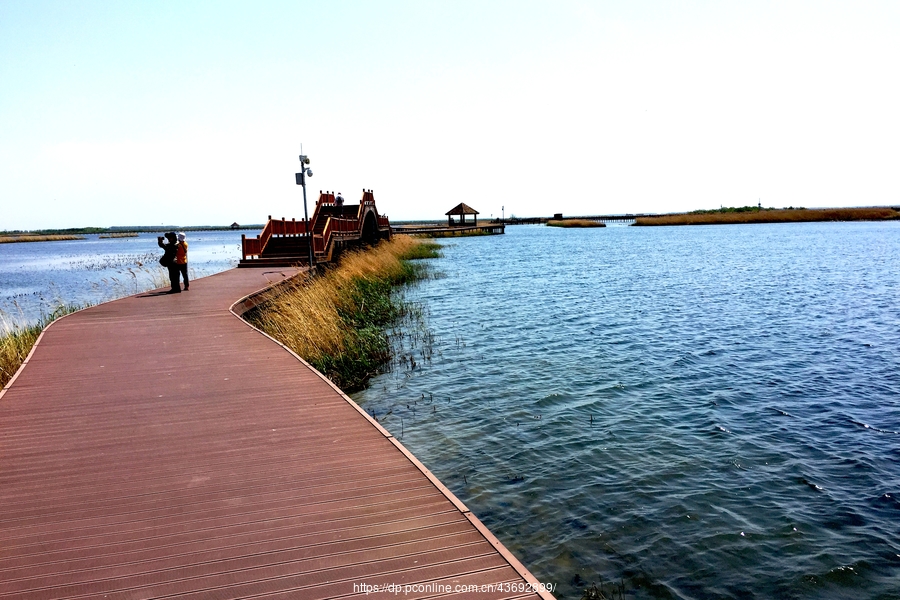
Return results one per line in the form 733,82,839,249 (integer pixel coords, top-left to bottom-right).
0,268,553,599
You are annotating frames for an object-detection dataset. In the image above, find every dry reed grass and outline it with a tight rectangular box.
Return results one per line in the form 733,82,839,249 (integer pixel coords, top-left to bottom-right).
0,321,41,388
0,234,85,244
0,305,80,388
246,235,433,390
634,207,900,226
547,219,606,228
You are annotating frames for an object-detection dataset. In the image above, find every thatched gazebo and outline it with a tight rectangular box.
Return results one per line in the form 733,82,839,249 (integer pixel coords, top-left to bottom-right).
446,203,479,227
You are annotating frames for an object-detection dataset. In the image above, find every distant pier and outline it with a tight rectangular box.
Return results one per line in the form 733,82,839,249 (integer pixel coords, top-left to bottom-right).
505,213,656,225
392,222,506,236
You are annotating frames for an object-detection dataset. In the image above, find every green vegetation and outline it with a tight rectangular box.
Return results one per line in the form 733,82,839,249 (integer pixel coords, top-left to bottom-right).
1,304,81,388
0,323,43,388
244,235,439,392
397,240,442,259
634,206,900,226
547,219,606,228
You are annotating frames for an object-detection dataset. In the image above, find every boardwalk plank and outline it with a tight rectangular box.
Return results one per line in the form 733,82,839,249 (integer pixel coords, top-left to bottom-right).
0,268,553,599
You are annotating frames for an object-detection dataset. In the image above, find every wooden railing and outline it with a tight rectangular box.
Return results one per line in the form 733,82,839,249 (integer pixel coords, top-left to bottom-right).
242,217,309,258
242,189,391,261
314,217,358,254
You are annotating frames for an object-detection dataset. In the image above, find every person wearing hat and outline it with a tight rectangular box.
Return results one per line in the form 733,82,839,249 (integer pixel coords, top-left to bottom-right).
175,232,189,291
157,232,181,293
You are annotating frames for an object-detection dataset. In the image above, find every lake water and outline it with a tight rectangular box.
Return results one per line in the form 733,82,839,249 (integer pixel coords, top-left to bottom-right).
0,231,244,326
3,223,898,599
351,222,900,600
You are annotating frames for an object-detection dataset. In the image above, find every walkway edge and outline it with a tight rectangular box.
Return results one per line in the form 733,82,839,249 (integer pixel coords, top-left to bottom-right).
0,307,84,403
228,272,556,600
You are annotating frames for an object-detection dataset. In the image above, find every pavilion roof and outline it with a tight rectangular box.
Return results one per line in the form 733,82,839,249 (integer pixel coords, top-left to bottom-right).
445,203,479,216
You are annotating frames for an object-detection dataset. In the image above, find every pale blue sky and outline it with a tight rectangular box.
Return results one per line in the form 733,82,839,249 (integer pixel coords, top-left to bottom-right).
2,1,898,229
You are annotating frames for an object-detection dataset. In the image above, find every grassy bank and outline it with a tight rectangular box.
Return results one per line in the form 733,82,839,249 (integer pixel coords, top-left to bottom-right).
0,323,43,388
634,206,900,226
244,235,440,392
1,305,81,388
547,219,606,228
0,234,85,244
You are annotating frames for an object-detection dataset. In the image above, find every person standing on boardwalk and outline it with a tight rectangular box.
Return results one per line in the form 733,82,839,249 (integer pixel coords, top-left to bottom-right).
175,232,189,291
157,232,181,294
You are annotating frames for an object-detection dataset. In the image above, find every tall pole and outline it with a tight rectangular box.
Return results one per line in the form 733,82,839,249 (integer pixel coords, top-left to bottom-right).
297,154,315,269
301,178,314,268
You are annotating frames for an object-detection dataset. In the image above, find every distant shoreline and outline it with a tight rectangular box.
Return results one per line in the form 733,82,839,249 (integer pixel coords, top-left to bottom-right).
633,206,900,226
8,207,900,236
0,234,85,244
1,225,265,236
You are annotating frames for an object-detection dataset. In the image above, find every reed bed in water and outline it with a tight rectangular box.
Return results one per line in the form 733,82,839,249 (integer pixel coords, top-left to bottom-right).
245,235,440,392
0,234,85,243
547,219,606,228
634,206,900,226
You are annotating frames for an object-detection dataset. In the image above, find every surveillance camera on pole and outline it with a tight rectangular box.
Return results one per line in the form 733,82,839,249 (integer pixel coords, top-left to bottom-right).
296,153,315,268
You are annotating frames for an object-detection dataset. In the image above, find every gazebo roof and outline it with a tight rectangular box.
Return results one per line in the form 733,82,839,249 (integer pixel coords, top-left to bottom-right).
445,203,479,216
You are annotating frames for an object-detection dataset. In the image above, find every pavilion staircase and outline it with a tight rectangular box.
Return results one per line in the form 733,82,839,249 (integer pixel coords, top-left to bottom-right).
238,190,390,268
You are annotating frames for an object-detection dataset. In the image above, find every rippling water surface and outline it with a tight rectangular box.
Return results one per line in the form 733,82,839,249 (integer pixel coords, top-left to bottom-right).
352,222,900,599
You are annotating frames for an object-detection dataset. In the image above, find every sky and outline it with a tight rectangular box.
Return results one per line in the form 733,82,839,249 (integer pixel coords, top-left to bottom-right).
1,1,898,230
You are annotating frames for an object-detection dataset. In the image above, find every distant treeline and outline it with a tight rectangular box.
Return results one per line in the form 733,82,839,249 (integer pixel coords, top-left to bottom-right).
634,207,900,226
